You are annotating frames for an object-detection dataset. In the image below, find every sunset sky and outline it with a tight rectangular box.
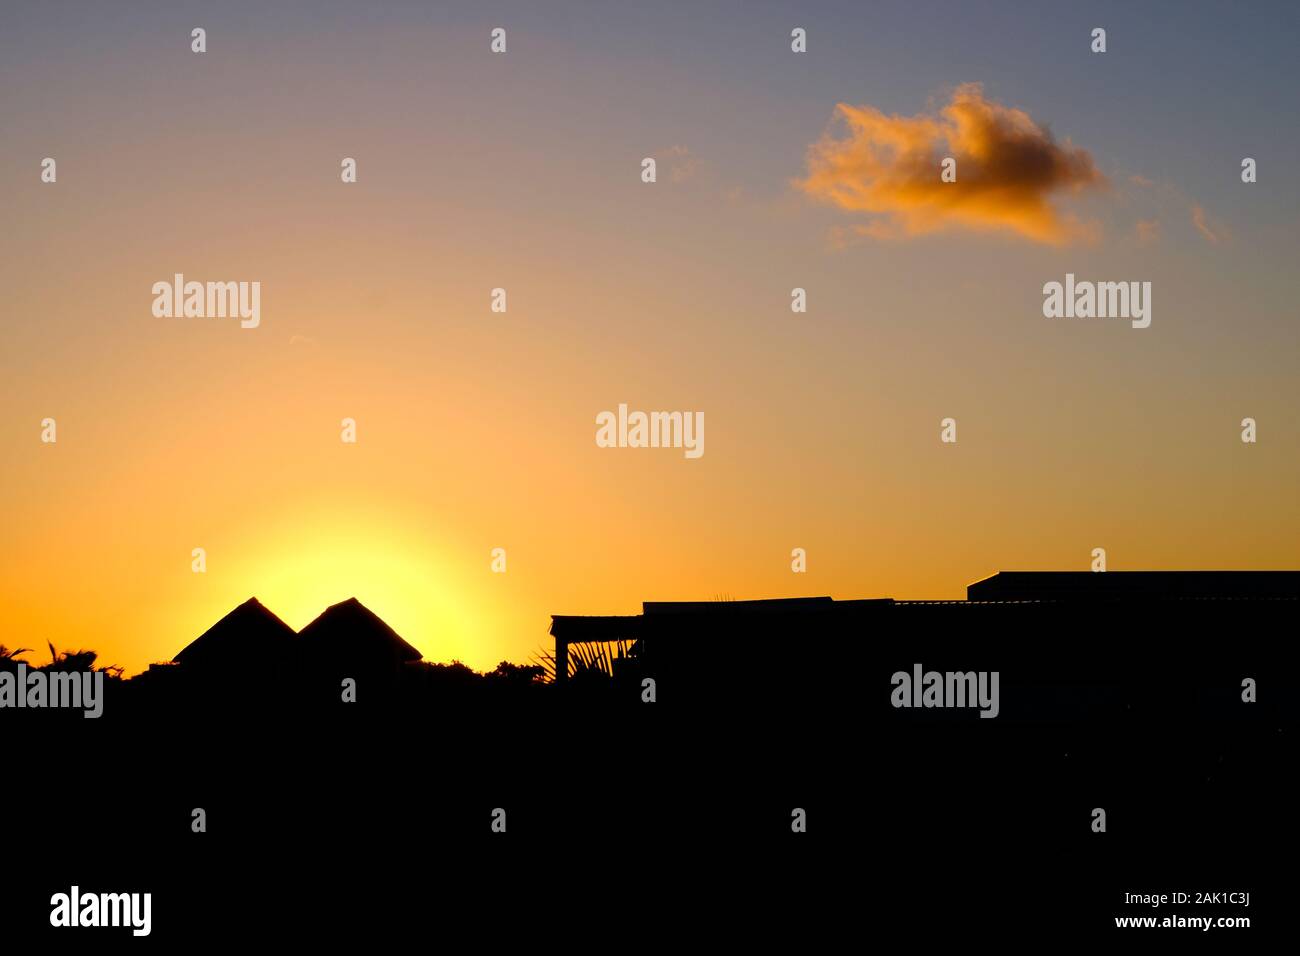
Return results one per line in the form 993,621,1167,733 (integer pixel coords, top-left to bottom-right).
3,1,1298,677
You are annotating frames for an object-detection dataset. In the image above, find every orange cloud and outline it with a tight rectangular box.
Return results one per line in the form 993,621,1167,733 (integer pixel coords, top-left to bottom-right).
798,83,1106,245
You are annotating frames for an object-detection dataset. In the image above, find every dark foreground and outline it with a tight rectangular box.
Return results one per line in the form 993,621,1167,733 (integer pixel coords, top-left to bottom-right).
5,598,1294,944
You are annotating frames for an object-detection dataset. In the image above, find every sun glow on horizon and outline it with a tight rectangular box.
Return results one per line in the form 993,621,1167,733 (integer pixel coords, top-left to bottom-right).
185,511,492,669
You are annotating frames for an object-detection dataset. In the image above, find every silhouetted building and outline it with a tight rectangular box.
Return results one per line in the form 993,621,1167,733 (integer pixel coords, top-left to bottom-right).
297,597,422,687
172,597,297,670
548,574,1300,686
168,596,422,703
966,570,1300,602
549,571,1300,726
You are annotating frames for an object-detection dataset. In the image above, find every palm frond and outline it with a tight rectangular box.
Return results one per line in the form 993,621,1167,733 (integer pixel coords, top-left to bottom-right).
532,637,638,683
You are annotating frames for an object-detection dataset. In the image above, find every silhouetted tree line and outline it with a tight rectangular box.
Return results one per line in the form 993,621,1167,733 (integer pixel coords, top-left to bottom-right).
0,640,643,718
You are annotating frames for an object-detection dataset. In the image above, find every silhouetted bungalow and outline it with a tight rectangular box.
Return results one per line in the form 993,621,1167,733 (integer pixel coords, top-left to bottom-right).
172,597,297,670
297,597,422,678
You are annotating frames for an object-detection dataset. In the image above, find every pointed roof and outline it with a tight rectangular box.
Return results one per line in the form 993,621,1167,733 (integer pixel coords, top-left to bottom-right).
173,597,297,667
296,597,422,665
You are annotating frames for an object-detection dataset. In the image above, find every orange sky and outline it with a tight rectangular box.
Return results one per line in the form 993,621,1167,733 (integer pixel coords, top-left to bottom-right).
3,6,1298,676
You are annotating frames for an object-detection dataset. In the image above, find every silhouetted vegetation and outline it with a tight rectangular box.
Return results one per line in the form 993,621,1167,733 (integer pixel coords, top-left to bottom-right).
43,640,124,678
0,644,32,665
535,638,639,682
0,641,123,680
